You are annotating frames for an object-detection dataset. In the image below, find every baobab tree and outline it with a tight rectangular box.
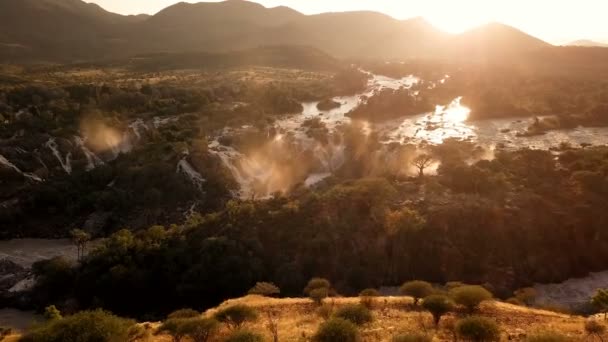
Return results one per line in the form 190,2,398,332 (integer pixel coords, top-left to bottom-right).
412,154,433,177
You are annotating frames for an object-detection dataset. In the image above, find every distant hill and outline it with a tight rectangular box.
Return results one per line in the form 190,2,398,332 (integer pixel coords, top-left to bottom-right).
566,39,608,48
0,0,554,62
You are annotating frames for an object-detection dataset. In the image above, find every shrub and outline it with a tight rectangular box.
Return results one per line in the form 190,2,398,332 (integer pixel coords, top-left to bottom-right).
400,281,434,305
450,285,493,313
359,288,380,309
514,287,537,306
309,288,329,305
304,278,331,295
168,308,200,319
317,303,334,320
181,318,220,342
392,332,432,342
214,304,258,329
157,318,188,342
313,318,359,342
456,316,500,342
334,304,372,326
592,289,608,320
248,282,280,297
224,329,264,342
43,305,62,321
585,319,606,337
21,309,135,342
526,332,571,342
422,295,454,325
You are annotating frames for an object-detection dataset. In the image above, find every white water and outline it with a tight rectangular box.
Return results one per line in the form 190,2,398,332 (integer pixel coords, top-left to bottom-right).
0,154,42,182
74,136,104,171
534,271,608,310
45,138,72,174
177,157,206,191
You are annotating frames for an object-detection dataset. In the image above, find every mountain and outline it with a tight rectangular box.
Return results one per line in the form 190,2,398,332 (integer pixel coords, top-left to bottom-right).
0,0,551,62
567,39,608,48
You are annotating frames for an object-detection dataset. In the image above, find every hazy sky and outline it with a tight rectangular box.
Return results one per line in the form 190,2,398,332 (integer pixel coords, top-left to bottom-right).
88,0,608,44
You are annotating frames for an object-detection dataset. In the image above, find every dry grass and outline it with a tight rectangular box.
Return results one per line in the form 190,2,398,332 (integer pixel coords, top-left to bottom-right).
150,295,592,342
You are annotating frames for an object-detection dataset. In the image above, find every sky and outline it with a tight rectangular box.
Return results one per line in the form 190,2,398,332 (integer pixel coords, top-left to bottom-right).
87,0,608,44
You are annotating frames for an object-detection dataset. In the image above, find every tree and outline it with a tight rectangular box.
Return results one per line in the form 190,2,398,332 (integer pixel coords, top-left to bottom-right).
412,154,433,177
21,309,135,342
309,288,329,305
180,318,220,342
450,285,493,313
313,318,359,342
214,304,258,330
592,289,608,320
456,316,500,342
359,288,380,309
305,278,332,305
157,319,188,342
334,304,373,326
248,282,280,297
422,295,454,326
70,229,91,261
168,309,200,319
400,281,434,305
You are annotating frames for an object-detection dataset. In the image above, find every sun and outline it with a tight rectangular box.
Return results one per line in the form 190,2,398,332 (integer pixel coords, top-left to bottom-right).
419,2,496,34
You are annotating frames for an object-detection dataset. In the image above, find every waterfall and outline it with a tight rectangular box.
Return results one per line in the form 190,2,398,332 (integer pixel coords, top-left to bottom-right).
0,154,43,182
128,119,149,140
45,138,72,174
74,136,104,171
177,157,206,191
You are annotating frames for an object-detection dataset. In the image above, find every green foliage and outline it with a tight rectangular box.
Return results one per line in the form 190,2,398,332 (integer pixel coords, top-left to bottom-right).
21,309,135,342
223,330,264,342
400,281,434,305
304,278,331,295
422,295,454,325
391,333,432,342
214,305,258,329
43,306,62,321
591,289,608,316
248,282,280,297
333,304,372,326
526,332,571,342
168,309,200,319
450,285,493,313
456,316,500,342
313,318,359,342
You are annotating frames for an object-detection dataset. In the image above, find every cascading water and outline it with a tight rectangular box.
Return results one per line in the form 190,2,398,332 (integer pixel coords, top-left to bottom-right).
0,154,42,182
176,151,206,191
45,138,72,174
74,136,104,171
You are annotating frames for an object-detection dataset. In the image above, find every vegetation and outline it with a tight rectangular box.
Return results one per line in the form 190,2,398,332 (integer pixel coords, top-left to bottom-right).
422,295,454,325
525,332,571,342
248,282,280,297
391,333,432,342
450,286,493,313
213,305,258,330
400,281,434,305
313,318,359,342
358,288,380,309
455,316,500,342
20,310,136,342
333,304,373,326
584,320,606,340
305,278,332,305
223,330,264,342
592,289,608,320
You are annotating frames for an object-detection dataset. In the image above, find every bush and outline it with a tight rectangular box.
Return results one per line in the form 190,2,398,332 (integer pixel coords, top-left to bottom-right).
309,288,329,305
157,318,188,342
21,309,135,342
180,318,220,342
422,295,453,325
392,332,432,342
304,278,331,295
400,281,434,305
43,305,62,321
317,303,334,320
334,304,372,326
526,332,571,342
224,329,264,342
214,304,258,329
450,285,493,313
456,316,500,342
248,282,280,297
313,318,359,342
168,308,200,319
585,319,606,336
359,288,380,309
